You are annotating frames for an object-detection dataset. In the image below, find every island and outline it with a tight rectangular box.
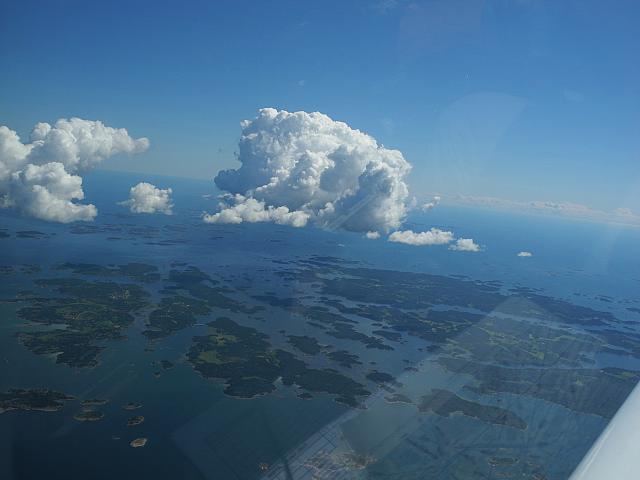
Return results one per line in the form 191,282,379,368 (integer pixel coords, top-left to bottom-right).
0,388,75,413
287,335,322,355
188,317,370,406
81,398,109,407
16,278,150,367
127,415,145,427
54,262,161,283
73,410,105,422
130,437,148,448
418,389,527,430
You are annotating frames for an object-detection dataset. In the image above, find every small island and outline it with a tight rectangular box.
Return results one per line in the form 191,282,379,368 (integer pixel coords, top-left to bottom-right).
73,410,105,422
130,437,148,448
127,415,145,427
81,398,109,407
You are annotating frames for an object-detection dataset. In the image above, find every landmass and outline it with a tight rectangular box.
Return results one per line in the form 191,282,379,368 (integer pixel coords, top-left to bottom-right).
73,409,105,422
287,335,322,355
130,437,148,448
81,398,109,407
188,317,370,406
327,350,362,368
16,278,150,367
127,415,145,427
54,262,161,283
439,357,639,419
0,389,75,413
418,389,527,430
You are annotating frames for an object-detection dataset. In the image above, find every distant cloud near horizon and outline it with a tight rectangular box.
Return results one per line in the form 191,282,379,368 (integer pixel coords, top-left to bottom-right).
422,195,441,211
388,228,454,246
517,251,533,257
0,118,149,223
450,194,640,228
206,108,411,234
120,182,173,215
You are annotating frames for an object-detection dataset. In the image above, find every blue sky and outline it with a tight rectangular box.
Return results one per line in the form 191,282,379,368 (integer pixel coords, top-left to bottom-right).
1,0,638,212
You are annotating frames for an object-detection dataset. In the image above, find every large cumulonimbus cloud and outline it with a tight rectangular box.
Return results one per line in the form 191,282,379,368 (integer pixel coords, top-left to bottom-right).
205,108,411,234
0,118,149,223
119,182,174,215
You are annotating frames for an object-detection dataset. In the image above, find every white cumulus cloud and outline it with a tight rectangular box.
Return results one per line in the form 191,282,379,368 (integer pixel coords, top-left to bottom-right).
388,228,454,246
120,182,173,215
7,163,97,223
449,238,481,252
208,108,411,233
0,118,149,223
517,251,533,257
365,231,381,239
203,194,309,227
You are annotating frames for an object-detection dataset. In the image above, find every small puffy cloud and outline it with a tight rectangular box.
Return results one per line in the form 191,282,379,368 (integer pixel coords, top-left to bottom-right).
517,251,533,257
209,108,411,233
422,195,441,211
120,182,173,215
0,118,148,222
388,228,454,246
449,238,481,252
365,231,380,239
203,195,309,227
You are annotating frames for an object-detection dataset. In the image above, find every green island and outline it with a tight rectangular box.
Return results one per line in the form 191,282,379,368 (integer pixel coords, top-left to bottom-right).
54,262,161,283
143,266,263,340
0,389,75,413
366,370,395,385
327,350,362,368
73,409,105,422
188,317,370,406
81,398,109,407
127,415,145,426
164,266,262,314
439,357,639,419
253,295,393,351
442,316,602,368
287,335,322,355
16,278,150,367
143,295,209,339
418,388,527,430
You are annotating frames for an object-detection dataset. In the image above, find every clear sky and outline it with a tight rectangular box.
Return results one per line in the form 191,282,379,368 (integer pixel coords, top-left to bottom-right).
1,0,639,212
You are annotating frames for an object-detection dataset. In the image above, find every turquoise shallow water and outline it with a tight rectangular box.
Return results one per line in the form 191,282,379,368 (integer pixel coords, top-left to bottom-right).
1,170,639,479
